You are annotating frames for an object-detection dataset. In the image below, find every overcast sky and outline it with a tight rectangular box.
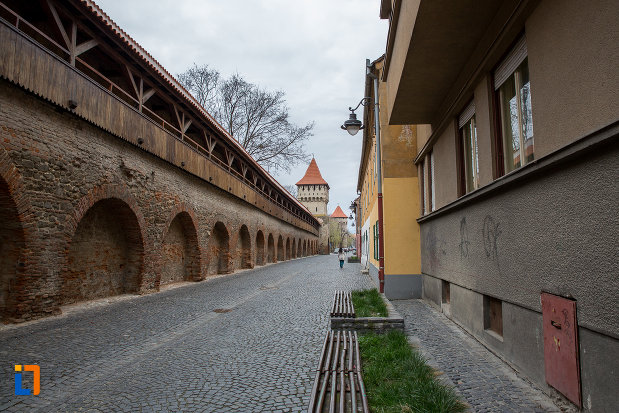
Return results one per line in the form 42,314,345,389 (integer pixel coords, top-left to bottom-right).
95,0,387,222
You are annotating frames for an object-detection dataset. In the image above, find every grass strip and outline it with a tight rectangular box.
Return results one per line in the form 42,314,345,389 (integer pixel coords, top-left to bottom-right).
359,330,467,413
351,288,389,318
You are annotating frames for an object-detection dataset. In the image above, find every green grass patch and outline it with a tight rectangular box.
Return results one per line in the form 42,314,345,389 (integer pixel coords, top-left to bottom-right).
359,330,467,413
352,289,388,317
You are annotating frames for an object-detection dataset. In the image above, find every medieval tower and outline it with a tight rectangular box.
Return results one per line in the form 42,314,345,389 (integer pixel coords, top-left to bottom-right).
296,158,330,253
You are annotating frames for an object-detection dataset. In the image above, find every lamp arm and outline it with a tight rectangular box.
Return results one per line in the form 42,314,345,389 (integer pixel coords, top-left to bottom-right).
348,97,372,113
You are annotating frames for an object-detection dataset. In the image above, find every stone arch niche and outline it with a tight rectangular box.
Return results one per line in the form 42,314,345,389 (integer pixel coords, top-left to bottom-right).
297,238,302,258
210,222,231,274
292,238,297,259
267,233,275,263
255,230,265,266
0,175,25,320
302,240,307,257
160,211,200,286
285,237,291,260
277,235,285,261
236,225,252,270
63,198,144,305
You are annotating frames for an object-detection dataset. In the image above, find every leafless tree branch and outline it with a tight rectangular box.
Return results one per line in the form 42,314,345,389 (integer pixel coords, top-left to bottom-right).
178,64,312,173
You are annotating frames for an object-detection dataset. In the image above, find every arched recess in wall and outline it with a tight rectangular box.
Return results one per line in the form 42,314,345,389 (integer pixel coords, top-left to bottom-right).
302,240,307,257
63,197,144,305
291,238,297,259
297,238,302,258
210,222,231,274
0,174,25,321
159,209,200,286
277,235,284,261
285,237,291,260
267,233,275,263
255,230,265,266
236,225,252,269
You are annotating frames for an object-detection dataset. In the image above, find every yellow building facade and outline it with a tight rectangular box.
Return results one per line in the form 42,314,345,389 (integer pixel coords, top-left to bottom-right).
357,57,422,299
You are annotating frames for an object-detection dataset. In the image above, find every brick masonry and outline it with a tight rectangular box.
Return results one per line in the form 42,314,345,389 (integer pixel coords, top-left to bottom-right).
0,81,319,322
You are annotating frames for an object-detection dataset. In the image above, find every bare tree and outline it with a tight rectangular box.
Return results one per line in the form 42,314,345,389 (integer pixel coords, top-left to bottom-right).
282,184,298,198
178,64,313,173
177,63,220,110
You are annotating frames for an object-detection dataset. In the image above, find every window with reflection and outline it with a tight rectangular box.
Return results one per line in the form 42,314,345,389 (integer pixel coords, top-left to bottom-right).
459,101,479,193
495,37,534,175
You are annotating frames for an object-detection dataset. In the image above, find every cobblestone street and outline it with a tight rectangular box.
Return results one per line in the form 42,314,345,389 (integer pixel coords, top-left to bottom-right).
0,255,371,412
1,257,567,412
393,300,564,413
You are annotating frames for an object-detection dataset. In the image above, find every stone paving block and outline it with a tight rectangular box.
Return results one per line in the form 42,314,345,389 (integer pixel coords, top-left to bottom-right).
0,256,371,412
392,299,563,413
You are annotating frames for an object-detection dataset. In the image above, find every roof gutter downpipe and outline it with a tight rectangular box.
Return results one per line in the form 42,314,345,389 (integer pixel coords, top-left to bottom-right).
366,59,385,294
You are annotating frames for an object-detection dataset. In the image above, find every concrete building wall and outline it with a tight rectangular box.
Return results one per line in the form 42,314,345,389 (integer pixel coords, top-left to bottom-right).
383,0,618,409
472,77,495,186
383,177,422,299
420,138,619,408
525,0,619,158
431,122,458,210
0,81,318,322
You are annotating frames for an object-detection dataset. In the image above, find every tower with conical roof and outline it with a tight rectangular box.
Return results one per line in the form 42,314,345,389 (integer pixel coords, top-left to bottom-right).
296,158,329,217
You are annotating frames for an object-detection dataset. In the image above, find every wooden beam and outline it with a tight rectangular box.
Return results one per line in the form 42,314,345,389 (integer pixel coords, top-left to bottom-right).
70,22,76,65
224,148,235,168
182,119,192,134
138,78,143,112
204,131,216,156
142,88,155,103
47,0,71,50
126,65,139,98
173,105,182,132
75,39,98,56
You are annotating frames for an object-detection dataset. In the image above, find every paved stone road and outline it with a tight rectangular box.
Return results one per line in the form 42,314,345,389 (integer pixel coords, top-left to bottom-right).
392,300,564,413
0,255,371,412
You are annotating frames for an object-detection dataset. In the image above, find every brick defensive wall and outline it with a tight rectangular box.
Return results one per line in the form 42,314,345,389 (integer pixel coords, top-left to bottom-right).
0,0,320,322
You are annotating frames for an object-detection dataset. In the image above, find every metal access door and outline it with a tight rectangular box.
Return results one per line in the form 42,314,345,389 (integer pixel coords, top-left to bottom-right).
541,293,581,407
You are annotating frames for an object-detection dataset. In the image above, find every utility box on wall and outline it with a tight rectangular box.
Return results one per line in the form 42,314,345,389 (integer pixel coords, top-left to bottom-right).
541,293,581,407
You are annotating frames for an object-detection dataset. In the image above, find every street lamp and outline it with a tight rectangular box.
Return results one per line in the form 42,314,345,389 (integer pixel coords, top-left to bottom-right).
340,58,385,293
340,97,371,136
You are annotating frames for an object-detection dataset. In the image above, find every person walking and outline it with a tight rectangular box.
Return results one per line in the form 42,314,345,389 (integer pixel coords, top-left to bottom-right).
338,248,345,269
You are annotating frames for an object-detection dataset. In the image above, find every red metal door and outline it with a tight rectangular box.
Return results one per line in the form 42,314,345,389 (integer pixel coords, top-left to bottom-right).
541,293,581,407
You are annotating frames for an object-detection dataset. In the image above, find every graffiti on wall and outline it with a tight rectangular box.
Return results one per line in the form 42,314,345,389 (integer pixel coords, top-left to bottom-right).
482,215,501,261
459,217,470,259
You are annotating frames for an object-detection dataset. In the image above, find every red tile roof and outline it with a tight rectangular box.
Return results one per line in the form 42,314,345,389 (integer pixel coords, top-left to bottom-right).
331,205,348,218
296,158,328,186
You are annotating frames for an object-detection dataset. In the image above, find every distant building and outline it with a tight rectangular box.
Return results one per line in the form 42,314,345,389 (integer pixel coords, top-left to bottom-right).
357,56,422,299
330,205,350,249
296,158,330,253
330,205,348,223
